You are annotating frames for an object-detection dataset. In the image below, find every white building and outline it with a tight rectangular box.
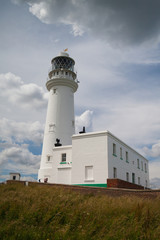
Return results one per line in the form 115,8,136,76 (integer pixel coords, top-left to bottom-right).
10,173,21,181
38,51,149,188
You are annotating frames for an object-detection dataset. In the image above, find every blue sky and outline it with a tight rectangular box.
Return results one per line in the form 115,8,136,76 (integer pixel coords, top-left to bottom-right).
0,0,160,188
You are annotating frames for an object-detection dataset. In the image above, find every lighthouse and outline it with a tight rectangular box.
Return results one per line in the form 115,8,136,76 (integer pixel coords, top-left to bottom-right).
38,51,78,182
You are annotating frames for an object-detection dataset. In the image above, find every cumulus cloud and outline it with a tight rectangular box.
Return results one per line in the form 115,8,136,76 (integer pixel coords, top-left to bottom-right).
0,117,43,178
0,118,43,145
143,142,160,158
75,110,93,133
0,146,39,166
0,144,40,175
12,0,160,46
0,72,48,109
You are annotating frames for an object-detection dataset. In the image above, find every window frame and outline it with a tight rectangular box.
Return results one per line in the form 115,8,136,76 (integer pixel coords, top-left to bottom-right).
113,143,117,157
126,151,129,163
113,167,117,178
126,172,129,182
61,153,66,162
120,147,123,160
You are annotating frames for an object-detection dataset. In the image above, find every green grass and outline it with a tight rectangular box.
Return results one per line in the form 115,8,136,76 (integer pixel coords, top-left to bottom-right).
0,183,160,240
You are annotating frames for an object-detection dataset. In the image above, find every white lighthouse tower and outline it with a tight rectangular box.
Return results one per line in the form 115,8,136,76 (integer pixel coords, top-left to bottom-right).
38,51,78,182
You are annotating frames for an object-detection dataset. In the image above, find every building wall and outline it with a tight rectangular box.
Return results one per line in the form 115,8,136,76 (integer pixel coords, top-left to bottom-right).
38,130,149,188
38,145,72,183
71,132,108,186
53,145,72,184
10,173,20,181
107,178,145,189
40,85,75,171
107,132,149,188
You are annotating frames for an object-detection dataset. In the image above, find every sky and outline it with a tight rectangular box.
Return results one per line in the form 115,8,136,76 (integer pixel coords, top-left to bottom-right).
0,0,160,188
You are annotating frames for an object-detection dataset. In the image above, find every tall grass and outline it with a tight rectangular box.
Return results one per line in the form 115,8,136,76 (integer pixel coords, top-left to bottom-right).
0,183,160,240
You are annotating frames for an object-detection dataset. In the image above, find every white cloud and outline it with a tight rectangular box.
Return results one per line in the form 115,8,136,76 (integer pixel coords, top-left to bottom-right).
0,146,36,165
0,72,48,109
143,142,160,158
0,118,43,145
29,2,49,23
75,110,93,133
0,117,43,178
149,160,160,180
150,178,160,189
13,0,160,46
0,145,40,175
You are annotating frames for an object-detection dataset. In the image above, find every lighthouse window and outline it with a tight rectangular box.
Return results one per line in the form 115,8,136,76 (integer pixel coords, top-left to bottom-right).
49,124,55,132
61,153,66,162
47,156,51,162
53,89,56,94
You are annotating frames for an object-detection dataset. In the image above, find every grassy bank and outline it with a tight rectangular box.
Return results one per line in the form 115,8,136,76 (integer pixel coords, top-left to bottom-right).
0,183,160,240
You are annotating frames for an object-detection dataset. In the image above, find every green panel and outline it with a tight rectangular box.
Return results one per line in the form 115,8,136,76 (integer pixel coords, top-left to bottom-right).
74,183,107,188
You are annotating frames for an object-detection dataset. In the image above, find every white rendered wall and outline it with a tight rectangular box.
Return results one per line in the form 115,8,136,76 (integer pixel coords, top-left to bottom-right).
107,132,149,188
39,77,77,181
71,132,108,186
41,84,75,164
38,145,72,183
53,145,72,184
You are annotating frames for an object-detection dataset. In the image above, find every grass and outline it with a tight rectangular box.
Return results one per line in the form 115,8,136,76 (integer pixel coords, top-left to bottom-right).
0,183,160,240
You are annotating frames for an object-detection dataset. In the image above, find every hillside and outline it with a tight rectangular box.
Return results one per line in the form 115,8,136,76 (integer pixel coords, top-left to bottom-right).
0,183,160,240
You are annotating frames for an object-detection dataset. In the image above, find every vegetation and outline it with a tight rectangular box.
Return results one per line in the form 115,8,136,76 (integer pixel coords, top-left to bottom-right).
0,183,160,240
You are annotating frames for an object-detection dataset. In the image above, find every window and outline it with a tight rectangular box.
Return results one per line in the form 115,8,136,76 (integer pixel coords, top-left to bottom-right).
53,89,56,94
57,71,59,75
47,156,51,162
61,153,66,162
66,72,68,75
126,151,129,162
132,173,135,184
120,147,123,159
145,180,148,188
137,159,140,169
113,143,117,156
85,166,93,180
145,163,147,173
141,161,143,171
138,177,140,185
113,167,117,178
13,176,16,180
126,172,129,182
49,124,55,132
72,120,75,127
